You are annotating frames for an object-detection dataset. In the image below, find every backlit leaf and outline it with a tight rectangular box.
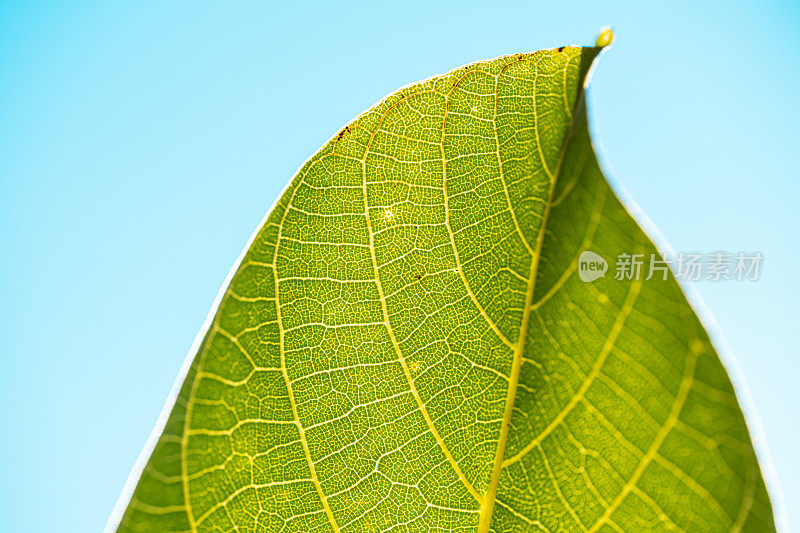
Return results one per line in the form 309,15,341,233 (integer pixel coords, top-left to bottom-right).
110,38,775,532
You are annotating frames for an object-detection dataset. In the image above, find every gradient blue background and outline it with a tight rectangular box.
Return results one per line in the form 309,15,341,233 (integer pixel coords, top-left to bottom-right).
1,1,798,531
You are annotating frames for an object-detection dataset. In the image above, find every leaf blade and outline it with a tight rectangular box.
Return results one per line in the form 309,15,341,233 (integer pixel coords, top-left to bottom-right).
112,44,775,533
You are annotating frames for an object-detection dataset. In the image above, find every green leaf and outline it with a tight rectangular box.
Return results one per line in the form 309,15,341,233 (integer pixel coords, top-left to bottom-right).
111,39,776,532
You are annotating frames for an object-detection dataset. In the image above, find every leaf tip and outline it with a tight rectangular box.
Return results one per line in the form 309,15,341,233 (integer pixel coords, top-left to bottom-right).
595,26,614,48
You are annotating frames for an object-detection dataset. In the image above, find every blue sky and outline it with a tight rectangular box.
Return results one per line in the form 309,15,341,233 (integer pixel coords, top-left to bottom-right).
1,1,798,530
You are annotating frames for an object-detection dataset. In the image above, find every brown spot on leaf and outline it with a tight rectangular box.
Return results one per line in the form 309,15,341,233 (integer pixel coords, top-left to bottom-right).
335,125,351,141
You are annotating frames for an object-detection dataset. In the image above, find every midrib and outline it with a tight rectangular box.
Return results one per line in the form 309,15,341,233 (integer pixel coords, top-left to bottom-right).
476,98,586,532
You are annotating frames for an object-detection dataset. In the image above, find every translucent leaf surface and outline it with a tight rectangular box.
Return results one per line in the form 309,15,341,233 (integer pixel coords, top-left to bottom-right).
111,42,775,532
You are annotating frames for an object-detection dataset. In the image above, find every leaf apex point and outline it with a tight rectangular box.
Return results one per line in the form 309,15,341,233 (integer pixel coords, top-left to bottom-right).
595,26,614,48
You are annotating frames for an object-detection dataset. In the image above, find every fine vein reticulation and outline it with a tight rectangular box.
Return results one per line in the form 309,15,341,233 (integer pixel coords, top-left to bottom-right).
113,44,775,532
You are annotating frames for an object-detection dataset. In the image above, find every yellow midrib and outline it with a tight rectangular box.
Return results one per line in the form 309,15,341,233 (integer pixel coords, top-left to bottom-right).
476,232,541,532
477,79,588,532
